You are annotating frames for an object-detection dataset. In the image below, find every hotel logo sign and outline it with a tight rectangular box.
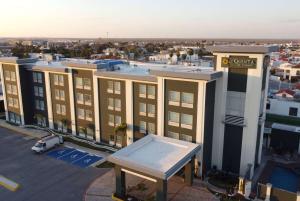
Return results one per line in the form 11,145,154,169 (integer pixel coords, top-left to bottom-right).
221,56,257,69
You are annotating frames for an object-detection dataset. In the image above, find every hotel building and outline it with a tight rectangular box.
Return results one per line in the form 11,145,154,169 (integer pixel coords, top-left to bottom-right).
0,46,276,179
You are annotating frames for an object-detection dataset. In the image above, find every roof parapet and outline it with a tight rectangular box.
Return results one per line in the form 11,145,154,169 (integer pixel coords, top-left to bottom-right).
207,45,279,54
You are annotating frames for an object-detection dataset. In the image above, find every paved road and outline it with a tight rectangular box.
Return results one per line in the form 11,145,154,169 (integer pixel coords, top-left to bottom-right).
0,127,109,201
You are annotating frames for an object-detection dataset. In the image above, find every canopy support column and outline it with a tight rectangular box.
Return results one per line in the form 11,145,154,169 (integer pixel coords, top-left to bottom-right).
115,165,126,199
185,155,195,186
156,179,167,201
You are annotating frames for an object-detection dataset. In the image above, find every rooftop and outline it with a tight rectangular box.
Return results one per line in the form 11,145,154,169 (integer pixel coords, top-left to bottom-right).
2,56,221,81
108,134,201,180
207,45,279,54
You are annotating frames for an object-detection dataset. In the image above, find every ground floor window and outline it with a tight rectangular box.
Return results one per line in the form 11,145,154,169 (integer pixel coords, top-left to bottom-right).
55,120,67,133
86,127,94,140
78,127,86,138
37,115,47,127
109,135,115,145
116,135,123,148
289,107,298,117
8,112,21,125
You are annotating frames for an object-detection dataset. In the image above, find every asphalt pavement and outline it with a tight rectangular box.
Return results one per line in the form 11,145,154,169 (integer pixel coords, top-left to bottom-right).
0,127,109,201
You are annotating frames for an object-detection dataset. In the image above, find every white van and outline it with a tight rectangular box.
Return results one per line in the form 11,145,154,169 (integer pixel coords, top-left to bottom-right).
32,135,63,153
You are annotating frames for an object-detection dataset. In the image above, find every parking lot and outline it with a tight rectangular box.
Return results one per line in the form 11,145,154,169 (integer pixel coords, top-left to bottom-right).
0,127,109,201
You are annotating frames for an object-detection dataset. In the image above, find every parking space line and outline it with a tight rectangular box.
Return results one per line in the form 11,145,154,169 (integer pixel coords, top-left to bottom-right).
57,149,76,159
0,175,20,192
71,154,90,164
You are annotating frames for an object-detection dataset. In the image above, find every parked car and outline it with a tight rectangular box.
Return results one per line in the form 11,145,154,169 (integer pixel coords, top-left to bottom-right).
32,135,63,153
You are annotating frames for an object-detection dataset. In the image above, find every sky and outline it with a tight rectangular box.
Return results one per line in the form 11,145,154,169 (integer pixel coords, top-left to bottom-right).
0,0,300,39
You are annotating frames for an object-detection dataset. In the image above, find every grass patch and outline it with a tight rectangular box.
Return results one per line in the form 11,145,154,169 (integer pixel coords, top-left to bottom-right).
64,137,115,154
266,113,300,126
96,161,115,168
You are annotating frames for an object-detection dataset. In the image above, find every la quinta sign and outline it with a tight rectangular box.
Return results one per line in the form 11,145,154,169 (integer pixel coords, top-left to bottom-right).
221,56,257,69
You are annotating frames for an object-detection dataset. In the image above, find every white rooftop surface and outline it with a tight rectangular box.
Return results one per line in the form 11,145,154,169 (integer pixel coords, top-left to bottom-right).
114,62,214,76
108,135,201,180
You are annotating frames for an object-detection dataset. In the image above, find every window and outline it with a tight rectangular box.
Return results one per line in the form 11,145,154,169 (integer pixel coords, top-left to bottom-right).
181,113,193,129
83,78,91,90
84,94,92,106
53,74,64,86
55,89,65,100
60,90,65,101
4,71,10,80
76,93,84,104
108,114,115,126
140,121,147,133
78,127,86,138
169,91,180,106
56,120,67,133
85,110,93,121
55,89,60,100
109,115,121,126
75,77,83,89
147,104,155,117
6,84,12,94
227,68,248,92
35,100,44,111
10,71,16,81
107,81,114,93
139,84,147,98
139,103,146,116
116,135,123,148
109,135,115,145
180,134,192,142
115,115,121,126
114,81,121,94
56,104,66,115
108,98,114,110
148,123,155,134
5,71,16,81
86,127,94,140
297,70,300,76
34,86,43,97
12,85,17,95
37,116,47,127
289,107,298,117
148,85,155,99
114,99,121,111
9,112,21,125
58,75,64,86
167,131,179,139
266,103,270,110
168,111,180,127
181,92,194,108
7,84,17,95
33,72,42,83
8,97,13,107
77,108,85,119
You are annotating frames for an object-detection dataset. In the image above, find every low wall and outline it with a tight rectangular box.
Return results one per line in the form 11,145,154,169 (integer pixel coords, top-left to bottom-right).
257,183,298,201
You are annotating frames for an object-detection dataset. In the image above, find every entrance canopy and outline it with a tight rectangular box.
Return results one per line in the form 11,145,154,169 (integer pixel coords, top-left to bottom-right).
108,134,201,180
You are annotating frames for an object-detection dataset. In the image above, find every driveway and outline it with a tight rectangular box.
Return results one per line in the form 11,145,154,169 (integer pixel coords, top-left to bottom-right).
0,127,109,201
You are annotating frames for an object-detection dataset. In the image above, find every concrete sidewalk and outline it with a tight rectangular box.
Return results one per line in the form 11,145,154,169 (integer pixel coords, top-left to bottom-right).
0,119,49,139
85,169,219,201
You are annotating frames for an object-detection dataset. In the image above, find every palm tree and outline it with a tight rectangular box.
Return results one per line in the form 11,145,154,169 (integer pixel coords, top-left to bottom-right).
187,49,194,64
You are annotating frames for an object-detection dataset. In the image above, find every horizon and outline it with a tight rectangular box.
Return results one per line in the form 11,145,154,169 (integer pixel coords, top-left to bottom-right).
0,0,300,39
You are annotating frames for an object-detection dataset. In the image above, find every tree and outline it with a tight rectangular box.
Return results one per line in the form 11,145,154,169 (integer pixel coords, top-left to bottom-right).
176,51,181,61
187,48,194,64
